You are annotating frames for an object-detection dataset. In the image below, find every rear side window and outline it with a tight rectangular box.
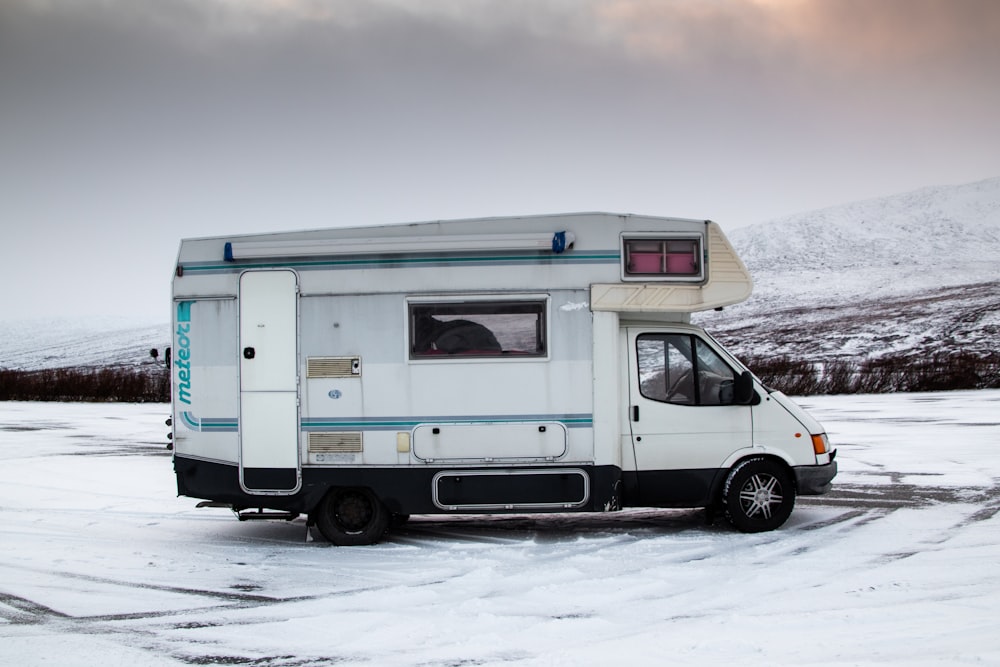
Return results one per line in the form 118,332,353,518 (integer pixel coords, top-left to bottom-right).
409,300,546,359
623,236,703,281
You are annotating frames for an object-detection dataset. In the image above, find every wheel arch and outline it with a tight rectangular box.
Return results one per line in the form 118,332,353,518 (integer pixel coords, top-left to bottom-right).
720,447,797,476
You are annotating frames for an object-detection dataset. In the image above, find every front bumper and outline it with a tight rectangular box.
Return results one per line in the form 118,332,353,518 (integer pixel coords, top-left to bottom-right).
794,454,838,495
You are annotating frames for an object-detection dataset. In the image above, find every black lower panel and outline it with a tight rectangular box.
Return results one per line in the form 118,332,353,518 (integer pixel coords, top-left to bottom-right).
174,456,722,515
174,456,622,516
621,468,724,508
242,467,298,492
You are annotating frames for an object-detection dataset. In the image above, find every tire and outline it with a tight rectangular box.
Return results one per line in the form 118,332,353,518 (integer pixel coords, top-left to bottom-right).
722,457,795,533
315,487,389,546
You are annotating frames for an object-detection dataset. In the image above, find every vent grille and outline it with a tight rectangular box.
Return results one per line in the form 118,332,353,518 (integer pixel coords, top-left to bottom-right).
307,356,361,378
308,432,363,453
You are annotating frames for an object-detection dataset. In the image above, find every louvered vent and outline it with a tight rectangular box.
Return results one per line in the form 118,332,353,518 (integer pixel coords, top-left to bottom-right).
307,356,361,378
308,432,363,453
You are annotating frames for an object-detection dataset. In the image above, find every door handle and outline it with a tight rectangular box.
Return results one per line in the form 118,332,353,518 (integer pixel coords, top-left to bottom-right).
632,405,639,422
243,347,256,359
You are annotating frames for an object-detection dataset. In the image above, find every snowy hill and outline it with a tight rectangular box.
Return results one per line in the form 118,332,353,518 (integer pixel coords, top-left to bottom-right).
0,316,170,370
727,176,1000,306
1,177,997,370
697,177,1000,362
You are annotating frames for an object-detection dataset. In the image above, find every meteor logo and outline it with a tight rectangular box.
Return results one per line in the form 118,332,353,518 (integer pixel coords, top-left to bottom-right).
175,302,193,405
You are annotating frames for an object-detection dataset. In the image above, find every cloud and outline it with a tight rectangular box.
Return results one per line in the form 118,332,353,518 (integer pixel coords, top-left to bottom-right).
1,0,998,319
3,0,997,182
9,0,998,88
590,0,1000,73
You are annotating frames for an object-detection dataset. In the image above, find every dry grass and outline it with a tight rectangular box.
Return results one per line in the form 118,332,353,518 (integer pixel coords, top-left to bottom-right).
743,352,1000,395
0,365,169,402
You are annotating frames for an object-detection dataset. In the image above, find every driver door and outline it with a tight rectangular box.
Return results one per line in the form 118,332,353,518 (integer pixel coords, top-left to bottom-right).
623,328,752,505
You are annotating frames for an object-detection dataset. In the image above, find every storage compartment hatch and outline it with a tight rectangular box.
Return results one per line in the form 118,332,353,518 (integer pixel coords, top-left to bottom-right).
413,422,567,463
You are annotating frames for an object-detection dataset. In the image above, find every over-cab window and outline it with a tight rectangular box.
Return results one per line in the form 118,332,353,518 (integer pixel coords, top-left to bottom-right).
409,299,547,359
637,334,737,405
623,236,703,281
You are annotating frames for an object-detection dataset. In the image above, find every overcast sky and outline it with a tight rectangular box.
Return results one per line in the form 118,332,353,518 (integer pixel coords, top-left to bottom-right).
2,0,998,322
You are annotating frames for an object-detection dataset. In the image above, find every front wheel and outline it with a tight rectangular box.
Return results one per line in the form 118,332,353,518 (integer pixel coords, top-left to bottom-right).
315,487,389,546
722,457,795,533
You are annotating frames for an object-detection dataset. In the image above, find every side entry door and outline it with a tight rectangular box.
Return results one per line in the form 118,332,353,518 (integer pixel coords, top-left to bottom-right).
624,328,752,505
239,270,301,494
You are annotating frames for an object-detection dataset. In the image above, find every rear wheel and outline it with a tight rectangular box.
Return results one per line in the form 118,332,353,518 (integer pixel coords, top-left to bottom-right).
723,457,795,533
315,487,389,545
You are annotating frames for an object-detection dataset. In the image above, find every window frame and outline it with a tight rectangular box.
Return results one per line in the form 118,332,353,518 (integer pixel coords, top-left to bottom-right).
406,294,550,363
620,233,706,283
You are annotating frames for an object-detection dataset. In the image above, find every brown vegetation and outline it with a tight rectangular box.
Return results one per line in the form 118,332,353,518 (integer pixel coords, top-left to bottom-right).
743,352,1000,395
0,366,169,402
2,352,998,402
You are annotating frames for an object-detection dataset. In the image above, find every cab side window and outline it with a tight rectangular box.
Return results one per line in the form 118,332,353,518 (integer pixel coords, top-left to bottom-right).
637,334,738,406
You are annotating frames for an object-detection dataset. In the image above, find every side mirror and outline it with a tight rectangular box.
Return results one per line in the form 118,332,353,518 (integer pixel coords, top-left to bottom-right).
734,370,756,405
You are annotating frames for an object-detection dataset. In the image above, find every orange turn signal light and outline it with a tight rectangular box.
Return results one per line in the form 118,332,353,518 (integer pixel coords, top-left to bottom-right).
811,434,829,455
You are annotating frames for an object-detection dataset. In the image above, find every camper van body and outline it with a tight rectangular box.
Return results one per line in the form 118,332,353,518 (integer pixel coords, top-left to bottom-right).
170,213,836,544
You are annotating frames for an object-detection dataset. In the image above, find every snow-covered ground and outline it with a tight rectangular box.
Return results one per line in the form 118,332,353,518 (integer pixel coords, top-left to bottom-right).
2,392,999,666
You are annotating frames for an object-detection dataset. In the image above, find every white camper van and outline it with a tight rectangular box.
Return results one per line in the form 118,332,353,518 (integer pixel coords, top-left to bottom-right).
170,213,836,544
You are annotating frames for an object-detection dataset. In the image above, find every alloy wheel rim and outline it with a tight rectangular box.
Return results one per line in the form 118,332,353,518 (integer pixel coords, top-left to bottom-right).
739,473,783,519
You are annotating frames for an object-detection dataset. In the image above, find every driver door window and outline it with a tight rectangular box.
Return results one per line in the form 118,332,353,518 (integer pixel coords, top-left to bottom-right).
637,334,737,406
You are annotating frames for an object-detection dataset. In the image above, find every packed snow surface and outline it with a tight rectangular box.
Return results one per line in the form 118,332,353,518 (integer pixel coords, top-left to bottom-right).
2,392,1000,665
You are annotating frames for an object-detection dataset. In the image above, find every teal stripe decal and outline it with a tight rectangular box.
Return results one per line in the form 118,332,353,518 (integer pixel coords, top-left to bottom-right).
179,413,593,432
302,414,594,431
180,412,238,432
